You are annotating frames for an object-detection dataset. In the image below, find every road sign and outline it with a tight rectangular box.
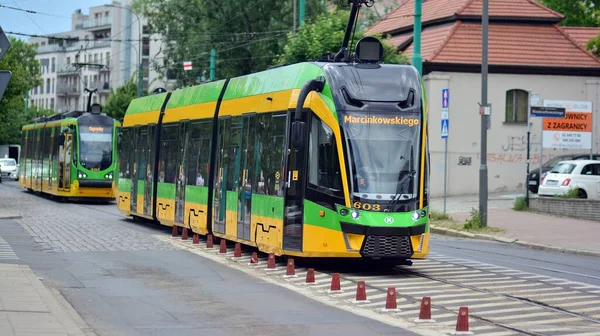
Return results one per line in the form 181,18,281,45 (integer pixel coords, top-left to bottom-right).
542,100,592,149
183,61,192,71
442,88,449,108
0,26,11,102
530,106,565,118
441,119,449,139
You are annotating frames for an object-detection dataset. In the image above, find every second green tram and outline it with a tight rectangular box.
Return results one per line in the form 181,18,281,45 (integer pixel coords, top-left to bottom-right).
20,109,120,199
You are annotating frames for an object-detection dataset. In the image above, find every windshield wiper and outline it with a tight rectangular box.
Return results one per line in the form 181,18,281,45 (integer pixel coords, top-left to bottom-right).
384,144,414,212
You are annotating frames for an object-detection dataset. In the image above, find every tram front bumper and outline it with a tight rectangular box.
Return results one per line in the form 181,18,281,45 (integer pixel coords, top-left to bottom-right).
340,222,427,259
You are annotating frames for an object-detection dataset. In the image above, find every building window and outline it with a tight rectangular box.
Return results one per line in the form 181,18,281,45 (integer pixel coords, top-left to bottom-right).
505,89,528,123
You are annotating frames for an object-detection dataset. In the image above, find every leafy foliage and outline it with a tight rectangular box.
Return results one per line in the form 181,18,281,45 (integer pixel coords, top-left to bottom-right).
587,33,600,57
104,77,138,121
540,0,600,27
276,9,408,65
132,0,329,87
0,37,41,144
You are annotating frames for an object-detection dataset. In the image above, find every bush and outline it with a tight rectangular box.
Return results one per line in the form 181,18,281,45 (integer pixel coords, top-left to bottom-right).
555,188,579,199
463,208,482,230
430,210,450,221
513,196,528,211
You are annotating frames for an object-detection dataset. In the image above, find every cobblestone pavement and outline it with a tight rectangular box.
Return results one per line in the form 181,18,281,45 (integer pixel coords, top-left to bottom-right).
0,184,175,253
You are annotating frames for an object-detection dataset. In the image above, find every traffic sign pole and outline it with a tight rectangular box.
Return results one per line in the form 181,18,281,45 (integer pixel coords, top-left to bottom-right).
441,88,449,213
526,91,532,207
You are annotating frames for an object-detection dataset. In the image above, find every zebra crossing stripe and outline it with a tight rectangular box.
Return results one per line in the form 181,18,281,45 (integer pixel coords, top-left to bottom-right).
0,236,17,260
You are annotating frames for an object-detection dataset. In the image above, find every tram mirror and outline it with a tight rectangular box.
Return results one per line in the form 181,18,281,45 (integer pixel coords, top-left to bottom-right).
354,36,383,63
291,121,306,148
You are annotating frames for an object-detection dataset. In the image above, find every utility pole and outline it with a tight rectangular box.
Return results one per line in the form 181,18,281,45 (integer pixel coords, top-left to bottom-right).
411,0,423,75
25,89,29,115
299,0,305,26
293,0,297,35
479,0,489,227
209,49,216,81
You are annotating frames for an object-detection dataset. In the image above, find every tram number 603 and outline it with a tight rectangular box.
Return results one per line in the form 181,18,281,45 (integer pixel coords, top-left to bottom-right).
353,201,381,211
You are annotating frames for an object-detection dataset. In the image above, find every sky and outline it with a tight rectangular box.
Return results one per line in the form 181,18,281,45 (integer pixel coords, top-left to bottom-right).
0,0,112,41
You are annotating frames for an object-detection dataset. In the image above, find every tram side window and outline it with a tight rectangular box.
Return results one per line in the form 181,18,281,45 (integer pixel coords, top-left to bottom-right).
119,128,131,178
186,121,211,187
254,113,286,196
159,124,178,183
308,116,343,194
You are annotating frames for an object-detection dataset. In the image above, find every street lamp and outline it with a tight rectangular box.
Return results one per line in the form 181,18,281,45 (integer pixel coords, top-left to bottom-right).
107,3,143,97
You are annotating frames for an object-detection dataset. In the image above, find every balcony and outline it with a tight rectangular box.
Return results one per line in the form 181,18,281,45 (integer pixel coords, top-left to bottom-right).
82,16,112,30
37,44,65,54
57,65,79,76
57,85,80,96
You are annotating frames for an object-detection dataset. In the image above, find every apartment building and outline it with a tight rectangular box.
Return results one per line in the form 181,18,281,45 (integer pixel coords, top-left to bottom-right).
27,0,167,113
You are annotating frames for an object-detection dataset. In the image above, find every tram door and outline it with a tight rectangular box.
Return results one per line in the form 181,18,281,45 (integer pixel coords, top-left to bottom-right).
130,127,140,214
174,122,189,224
58,133,72,192
213,117,234,234
236,115,255,241
143,125,155,217
282,111,308,251
135,127,149,215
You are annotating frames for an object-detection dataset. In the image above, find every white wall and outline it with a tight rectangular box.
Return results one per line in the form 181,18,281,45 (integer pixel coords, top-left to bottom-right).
424,71,600,197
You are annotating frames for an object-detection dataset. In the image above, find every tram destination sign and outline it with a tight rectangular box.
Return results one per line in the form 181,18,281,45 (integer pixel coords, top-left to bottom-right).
530,106,565,118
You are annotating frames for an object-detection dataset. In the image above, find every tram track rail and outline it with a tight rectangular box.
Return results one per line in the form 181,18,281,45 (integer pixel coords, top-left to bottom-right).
162,234,600,336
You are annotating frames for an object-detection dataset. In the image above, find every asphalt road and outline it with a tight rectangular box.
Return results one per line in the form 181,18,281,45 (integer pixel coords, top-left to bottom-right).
2,180,600,335
0,181,416,336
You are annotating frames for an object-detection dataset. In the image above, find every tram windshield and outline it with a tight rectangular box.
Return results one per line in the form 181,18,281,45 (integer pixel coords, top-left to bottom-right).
343,111,421,203
79,125,113,170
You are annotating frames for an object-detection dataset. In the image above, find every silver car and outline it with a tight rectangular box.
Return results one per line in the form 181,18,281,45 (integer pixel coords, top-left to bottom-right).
0,158,19,181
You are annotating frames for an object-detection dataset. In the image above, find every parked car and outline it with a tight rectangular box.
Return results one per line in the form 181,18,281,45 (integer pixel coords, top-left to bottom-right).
0,158,19,181
538,160,600,199
528,154,600,193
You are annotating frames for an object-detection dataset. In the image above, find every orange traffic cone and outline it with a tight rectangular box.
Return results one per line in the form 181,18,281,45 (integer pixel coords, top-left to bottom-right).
265,253,276,270
206,234,213,248
233,243,242,258
382,287,400,311
192,233,199,244
219,239,227,254
181,227,188,240
171,225,178,237
284,258,296,277
453,307,473,335
414,297,435,323
329,273,341,292
305,268,315,284
250,252,258,264
353,281,368,302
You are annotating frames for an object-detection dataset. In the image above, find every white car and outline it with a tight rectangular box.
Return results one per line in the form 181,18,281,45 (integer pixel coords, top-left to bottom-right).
0,158,19,181
538,160,600,199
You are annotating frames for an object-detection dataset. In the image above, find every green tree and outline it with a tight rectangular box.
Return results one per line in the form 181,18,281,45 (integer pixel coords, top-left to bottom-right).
133,0,329,87
276,9,408,65
0,37,41,144
540,0,600,27
587,34,600,57
104,77,138,121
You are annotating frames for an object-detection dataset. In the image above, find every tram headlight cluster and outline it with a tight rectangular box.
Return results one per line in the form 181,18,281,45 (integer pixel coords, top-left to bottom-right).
104,173,113,179
351,210,360,219
78,172,87,179
412,210,427,221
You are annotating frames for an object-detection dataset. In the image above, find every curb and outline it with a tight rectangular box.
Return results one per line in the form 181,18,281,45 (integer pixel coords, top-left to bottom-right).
430,225,600,258
0,214,22,220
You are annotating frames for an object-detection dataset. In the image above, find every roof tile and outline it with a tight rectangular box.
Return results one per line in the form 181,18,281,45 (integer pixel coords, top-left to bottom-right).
562,27,600,47
398,22,600,68
367,0,562,35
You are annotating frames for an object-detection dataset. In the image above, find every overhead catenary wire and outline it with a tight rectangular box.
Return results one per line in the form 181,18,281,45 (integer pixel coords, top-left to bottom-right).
0,3,70,19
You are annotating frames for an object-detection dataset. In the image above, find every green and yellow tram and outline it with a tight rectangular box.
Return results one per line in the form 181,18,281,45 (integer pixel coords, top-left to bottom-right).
19,105,120,200
116,46,430,261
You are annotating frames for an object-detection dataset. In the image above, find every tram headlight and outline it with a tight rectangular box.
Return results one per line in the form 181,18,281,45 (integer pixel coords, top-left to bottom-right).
351,210,359,219
340,209,348,216
78,172,87,179
105,173,113,179
412,211,420,221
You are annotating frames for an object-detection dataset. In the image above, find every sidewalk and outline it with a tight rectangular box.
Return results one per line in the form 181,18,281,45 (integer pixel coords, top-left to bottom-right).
0,263,92,336
430,193,600,256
